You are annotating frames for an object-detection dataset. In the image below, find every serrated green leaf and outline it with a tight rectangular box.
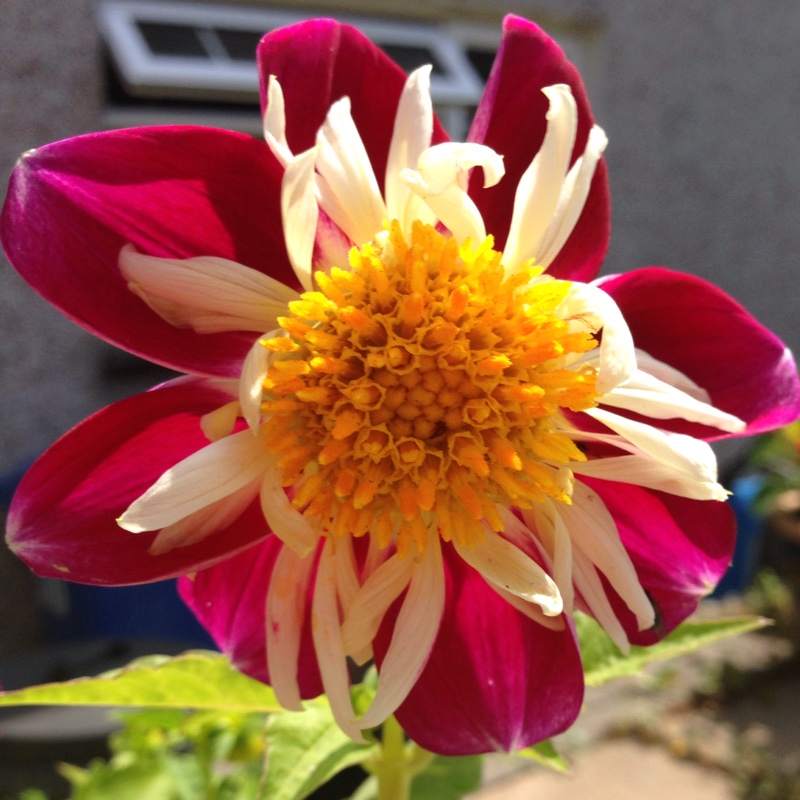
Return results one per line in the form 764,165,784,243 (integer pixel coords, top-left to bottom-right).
262,698,376,800
0,651,283,712
578,613,769,687
410,755,482,800
514,739,569,773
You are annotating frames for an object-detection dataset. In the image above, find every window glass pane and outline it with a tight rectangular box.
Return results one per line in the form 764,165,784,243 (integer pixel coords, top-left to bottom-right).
380,44,445,75
465,47,496,83
137,21,209,57
215,28,265,61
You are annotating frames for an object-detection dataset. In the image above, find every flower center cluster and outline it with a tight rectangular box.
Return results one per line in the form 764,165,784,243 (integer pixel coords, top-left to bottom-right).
260,221,599,556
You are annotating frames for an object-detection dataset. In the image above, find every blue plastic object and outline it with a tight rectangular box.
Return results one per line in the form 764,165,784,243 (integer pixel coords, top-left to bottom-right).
712,473,765,597
46,580,216,648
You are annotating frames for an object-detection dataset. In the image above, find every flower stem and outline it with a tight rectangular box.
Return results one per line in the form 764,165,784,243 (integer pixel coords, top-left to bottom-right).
375,715,412,800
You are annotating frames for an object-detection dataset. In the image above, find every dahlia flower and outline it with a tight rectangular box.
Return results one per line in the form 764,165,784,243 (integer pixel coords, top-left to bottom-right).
3,16,799,755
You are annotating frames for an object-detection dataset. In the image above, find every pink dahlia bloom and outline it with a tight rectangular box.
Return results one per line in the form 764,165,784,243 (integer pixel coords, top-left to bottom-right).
3,16,799,755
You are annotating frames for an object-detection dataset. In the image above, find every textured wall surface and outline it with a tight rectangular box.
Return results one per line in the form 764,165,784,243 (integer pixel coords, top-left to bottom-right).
601,2,800,362
0,0,105,477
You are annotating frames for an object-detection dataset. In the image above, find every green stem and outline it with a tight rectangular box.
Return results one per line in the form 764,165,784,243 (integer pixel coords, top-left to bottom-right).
376,715,412,800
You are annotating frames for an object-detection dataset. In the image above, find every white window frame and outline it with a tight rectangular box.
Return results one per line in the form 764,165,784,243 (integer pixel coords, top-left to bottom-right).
97,0,485,106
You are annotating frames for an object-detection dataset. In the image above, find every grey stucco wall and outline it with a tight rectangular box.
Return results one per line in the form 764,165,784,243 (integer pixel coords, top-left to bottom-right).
0,0,105,477
601,2,800,359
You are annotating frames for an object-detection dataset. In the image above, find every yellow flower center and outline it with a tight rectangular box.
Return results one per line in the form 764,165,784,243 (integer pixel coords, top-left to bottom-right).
260,221,599,557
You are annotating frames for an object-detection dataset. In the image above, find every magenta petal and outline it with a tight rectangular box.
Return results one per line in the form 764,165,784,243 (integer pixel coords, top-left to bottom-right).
178,539,323,697
257,19,449,194
468,15,610,280
600,267,800,438
378,545,583,755
1,127,293,378
583,479,736,645
7,378,270,585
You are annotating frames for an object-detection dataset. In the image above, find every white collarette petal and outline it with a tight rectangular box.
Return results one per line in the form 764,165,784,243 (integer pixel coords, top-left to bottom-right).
340,553,415,662
356,533,444,730
402,142,504,243
312,539,363,742
282,147,320,292
118,430,273,533
537,125,607,268
454,525,563,616
504,84,577,270
560,282,636,393
119,246,300,334
239,336,272,433
385,66,436,233
315,97,387,245
583,407,727,500
559,481,654,631
148,479,260,556
259,461,320,557
601,366,745,433
266,542,316,711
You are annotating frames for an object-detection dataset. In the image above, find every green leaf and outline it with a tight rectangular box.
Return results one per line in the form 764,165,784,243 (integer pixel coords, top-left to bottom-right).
262,697,377,800
410,755,482,800
514,739,569,773
348,774,378,800
0,651,283,712
62,761,176,800
578,613,769,687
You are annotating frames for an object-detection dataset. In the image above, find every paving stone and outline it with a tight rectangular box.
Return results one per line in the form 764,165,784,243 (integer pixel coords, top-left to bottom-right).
471,740,739,800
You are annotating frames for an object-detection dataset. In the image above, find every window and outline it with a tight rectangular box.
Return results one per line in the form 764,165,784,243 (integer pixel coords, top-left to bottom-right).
98,1,488,137
99,2,597,139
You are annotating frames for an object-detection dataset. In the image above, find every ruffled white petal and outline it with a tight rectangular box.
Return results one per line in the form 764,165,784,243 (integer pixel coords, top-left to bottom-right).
119,430,273,533
385,66,437,234
333,534,360,616
504,84,577,270
414,142,504,194
238,336,272,432
148,478,260,555
200,400,240,442
281,147,320,292
536,125,607,268
119,246,299,334
520,502,575,614
454,525,563,616
582,407,727,500
570,454,727,500
504,84,607,272
488,585,567,630
315,97,387,246
572,548,631,652
357,533,444,730
312,539,363,741
560,282,636,393
634,349,712,402
402,175,486,242
558,481,654,631
266,542,316,711
264,75,292,168
340,553,415,663
259,462,320,557
601,366,745,433
402,142,503,243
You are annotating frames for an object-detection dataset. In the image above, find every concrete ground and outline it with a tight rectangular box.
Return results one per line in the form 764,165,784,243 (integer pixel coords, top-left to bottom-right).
470,596,800,800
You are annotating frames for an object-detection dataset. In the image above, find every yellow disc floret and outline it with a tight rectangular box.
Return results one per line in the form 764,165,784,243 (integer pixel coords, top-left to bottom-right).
260,221,599,557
